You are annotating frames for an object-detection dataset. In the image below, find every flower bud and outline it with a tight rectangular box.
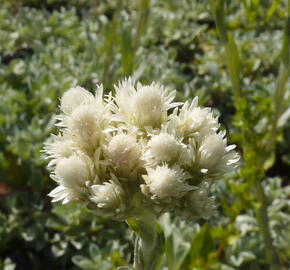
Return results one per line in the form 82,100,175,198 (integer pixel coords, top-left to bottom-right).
132,86,164,127
55,154,91,189
173,99,219,139
147,133,180,163
177,181,216,219
142,165,194,200
90,180,125,215
198,132,227,169
107,134,142,172
114,80,180,128
60,86,94,115
67,104,100,149
43,133,78,167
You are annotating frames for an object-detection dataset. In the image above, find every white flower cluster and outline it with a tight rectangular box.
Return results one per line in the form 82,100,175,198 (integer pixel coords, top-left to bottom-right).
44,79,239,220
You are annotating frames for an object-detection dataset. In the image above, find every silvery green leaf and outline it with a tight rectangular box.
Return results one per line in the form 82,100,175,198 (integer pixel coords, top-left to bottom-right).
229,251,256,267
278,107,290,128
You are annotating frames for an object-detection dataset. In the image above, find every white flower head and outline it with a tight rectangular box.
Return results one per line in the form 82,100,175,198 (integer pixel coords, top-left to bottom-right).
199,132,226,168
131,85,167,127
198,131,239,172
106,133,142,174
48,153,93,204
67,104,104,149
45,79,239,220
43,133,79,167
54,154,92,189
115,79,181,128
60,86,94,115
148,133,179,162
90,180,125,216
144,132,190,165
114,78,136,117
142,165,195,200
176,180,216,219
171,98,219,140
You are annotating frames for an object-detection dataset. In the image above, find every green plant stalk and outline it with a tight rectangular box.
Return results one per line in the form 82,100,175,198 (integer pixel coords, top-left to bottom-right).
260,5,289,266
126,208,164,270
209,1,280,269
253,180,280,270
268,0,290,154
258,4,290,267
122,0,151,76
101,1,122,88
133,0,151,51
209,0,242,101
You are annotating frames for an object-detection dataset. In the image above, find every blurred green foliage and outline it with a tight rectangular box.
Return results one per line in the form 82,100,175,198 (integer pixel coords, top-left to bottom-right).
0,0,289,269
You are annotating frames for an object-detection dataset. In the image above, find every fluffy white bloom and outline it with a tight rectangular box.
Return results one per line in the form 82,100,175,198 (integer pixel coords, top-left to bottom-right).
148,133,180,162
131,85,170,127
54,154,92,188
199,132,226,168
113,78,136,116
90,180,125,216
59,85,112,140
176,181,216,219
142,165,195,200
60,86,94,115
44,79,239,220
144,133,190,166
198,131,239,172
114,79,181,127
170,97,219,140
43,133,78,167
106,133,142,174
48,154,93,203
67,104,101,149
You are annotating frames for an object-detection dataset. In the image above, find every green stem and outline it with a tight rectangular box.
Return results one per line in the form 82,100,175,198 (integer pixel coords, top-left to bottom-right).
101,1,122,88
209,0,242,101
254,180,280,270
209,1,281,268
268,0,290,154
126,208,164,270
122,0,151,76
133,0,151,52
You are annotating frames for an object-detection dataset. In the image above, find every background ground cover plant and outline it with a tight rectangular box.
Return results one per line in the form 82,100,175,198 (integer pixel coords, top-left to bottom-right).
0,0,289,269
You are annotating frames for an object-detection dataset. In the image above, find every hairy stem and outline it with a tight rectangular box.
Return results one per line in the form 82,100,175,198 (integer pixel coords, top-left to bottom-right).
126,208,164,270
